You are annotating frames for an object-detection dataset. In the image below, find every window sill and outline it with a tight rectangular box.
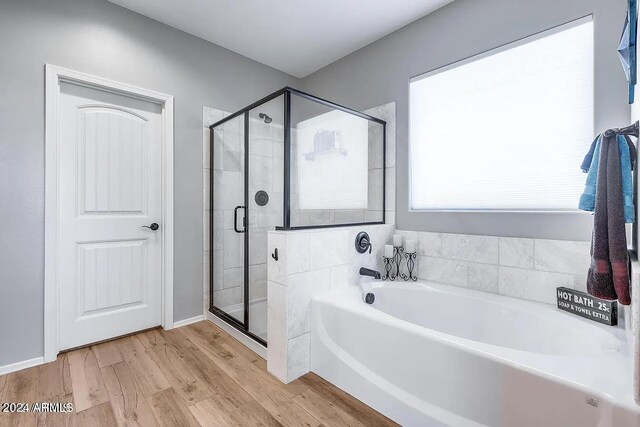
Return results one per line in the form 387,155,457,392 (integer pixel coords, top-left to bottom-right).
401,210,593,241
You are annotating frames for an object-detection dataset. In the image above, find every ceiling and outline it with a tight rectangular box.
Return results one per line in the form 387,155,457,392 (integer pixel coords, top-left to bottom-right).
107,0,454,78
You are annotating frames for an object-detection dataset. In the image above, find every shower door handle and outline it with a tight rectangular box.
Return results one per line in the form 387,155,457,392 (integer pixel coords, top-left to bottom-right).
234,206,246,233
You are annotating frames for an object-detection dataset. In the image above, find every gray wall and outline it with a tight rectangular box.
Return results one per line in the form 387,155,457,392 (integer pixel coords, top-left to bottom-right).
301,0,630,241
0,0,299,366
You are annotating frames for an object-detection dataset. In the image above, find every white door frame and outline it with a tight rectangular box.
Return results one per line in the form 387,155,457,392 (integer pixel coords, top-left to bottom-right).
44,64,174,362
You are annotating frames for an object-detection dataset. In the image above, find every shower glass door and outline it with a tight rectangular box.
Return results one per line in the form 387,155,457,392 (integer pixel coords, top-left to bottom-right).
211,114,246,325
211,95,284,345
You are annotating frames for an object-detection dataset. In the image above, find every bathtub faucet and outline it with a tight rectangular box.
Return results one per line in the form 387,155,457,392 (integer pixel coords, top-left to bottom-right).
359,267,381,280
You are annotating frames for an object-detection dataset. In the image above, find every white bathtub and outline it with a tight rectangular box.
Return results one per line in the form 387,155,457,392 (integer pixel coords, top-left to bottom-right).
310,281,640,426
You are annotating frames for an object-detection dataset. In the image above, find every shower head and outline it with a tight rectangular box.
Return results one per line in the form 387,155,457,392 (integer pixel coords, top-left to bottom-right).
258,113,272,124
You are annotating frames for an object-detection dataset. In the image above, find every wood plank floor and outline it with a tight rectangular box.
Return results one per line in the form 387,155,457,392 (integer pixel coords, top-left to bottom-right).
0,321,397,427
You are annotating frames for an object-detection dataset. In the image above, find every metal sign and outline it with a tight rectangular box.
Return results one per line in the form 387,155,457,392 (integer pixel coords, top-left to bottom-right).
556,287,617,326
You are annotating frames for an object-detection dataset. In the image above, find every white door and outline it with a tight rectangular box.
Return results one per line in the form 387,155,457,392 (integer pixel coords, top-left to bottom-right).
57,81,163,350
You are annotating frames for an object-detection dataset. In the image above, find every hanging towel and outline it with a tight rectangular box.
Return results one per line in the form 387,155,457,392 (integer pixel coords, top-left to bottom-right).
624,134,637,168
580,136,600,173
579,135,602,212
579,134,636,223
587,134,631,305
619,135,636,223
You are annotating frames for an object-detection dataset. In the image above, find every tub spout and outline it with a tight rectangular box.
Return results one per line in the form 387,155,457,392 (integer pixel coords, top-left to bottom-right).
359,267,381,279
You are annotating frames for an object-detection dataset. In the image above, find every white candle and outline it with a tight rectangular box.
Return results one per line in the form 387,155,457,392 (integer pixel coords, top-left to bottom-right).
393,234,402,247
384,244,394,258
405,240,416,254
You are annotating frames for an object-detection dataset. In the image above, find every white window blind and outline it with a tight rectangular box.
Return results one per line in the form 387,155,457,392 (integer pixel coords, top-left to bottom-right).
410,17,594,211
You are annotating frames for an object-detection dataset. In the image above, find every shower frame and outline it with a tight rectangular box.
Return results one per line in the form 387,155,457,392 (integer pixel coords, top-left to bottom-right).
208,86,387,346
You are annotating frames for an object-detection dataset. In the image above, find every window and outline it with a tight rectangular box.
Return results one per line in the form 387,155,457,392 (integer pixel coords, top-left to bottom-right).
409,17,594,211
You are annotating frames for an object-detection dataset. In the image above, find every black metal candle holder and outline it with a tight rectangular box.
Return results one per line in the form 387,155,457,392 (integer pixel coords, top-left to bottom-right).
382,246,418,282
401,252,418,281
382,257,394,280
393,246,403,279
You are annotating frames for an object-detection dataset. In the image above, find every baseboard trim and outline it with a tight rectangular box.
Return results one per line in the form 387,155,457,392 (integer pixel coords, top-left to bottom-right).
173,315,204,328
0,357,44,376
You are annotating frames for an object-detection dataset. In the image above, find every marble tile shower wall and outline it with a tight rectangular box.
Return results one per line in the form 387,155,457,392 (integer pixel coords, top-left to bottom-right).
289,102,396,226
395,230,591,305
246,120,284,307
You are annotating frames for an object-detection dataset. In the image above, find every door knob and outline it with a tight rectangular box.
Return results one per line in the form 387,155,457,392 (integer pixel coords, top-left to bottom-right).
143,223,159,231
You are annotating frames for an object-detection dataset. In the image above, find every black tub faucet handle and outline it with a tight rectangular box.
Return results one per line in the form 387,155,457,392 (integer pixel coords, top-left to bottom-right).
355,231,372,254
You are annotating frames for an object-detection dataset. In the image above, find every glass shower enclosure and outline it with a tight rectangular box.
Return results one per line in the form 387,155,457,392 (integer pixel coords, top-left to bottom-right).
209,87,386,346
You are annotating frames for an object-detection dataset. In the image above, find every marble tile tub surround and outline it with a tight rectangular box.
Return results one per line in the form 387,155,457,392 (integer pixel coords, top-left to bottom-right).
267,224,395,383
394,230,593,306
266,226,594,384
